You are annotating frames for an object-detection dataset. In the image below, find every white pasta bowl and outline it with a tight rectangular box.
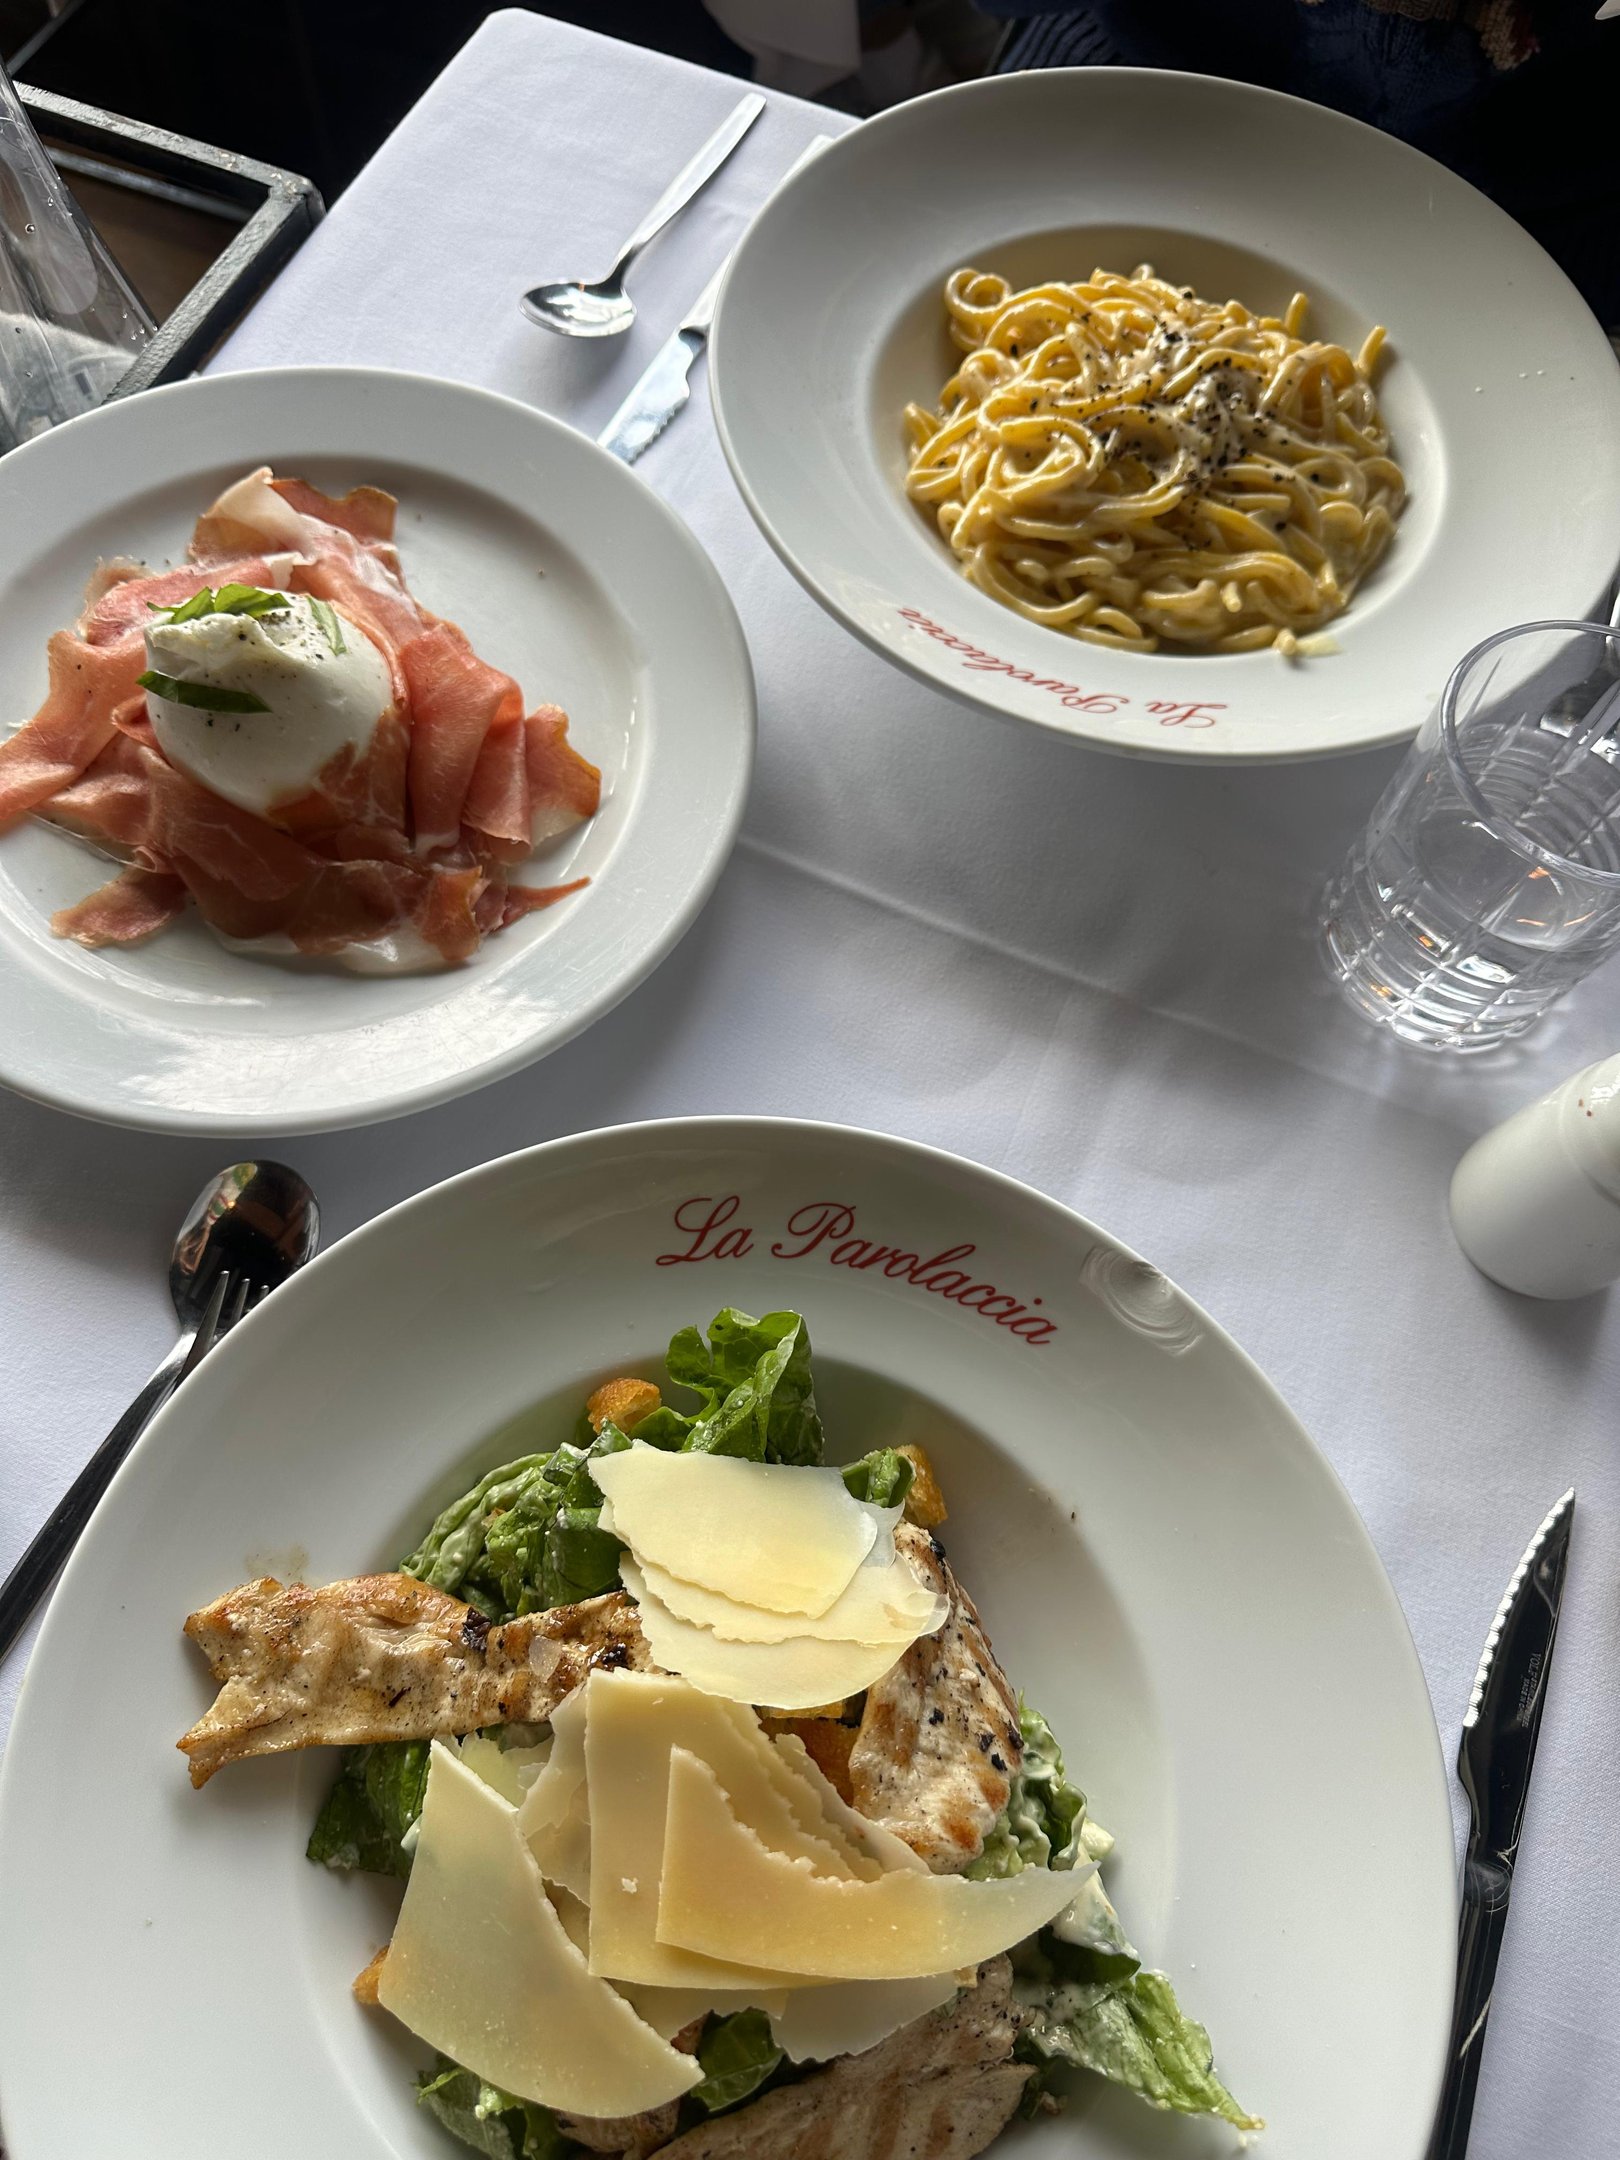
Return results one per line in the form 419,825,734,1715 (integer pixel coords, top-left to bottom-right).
710,68,1620,763
0,1117,1455,2159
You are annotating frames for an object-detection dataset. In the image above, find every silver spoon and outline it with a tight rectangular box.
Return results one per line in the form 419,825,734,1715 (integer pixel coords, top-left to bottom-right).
0,1160,320,1659
521,92,764,338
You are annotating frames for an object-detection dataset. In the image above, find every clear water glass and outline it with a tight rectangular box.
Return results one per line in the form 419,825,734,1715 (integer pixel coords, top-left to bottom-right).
0,64,152,453
1320,620,1620,1051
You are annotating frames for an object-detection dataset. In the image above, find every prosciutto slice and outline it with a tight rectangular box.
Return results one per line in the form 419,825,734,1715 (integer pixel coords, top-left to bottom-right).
51,865,188,947
402,622,527,853
0,469,601,964
0,554,284,828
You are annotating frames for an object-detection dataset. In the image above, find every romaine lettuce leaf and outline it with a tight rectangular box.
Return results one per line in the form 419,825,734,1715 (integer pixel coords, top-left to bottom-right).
481,1437,632,1615
980,1699,1257,2129
967,1699,1085,1879
1016,1970,1261,2130
689,2008,784,2115
399,1453,556,1614
400,1309,830,1630
997,1701,1258,2129
402,1431,631,1620
306,1739,429,1877
839,1446,914,1509
416,2058,578,2158
635,1309,822,1463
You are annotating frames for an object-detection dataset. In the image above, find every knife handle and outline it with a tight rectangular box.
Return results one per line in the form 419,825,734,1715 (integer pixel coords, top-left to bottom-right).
1426,1854,1512,2160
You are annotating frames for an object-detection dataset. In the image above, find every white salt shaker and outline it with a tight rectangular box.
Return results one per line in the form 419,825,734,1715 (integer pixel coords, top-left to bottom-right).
1450,1055,1620,1297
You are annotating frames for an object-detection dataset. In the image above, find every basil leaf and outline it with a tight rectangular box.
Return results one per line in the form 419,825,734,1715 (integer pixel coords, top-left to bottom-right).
162,586,222,626
211,582,290,617
309,596,346,654
151,582,288,628
137,669,270,715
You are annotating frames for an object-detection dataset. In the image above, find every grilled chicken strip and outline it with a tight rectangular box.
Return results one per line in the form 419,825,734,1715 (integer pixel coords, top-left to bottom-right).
849,1527,1023,1873
652,1959,1029,2160
557,2102,683,2160
177,1574,648,1786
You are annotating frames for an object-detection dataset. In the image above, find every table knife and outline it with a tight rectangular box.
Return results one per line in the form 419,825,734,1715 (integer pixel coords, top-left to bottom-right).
597,257,728,467
1426,1486,1575,2160
598,134,833,467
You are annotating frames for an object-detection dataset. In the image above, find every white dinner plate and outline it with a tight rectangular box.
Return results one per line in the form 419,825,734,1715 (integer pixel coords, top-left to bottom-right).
710,68,1620,764
0,367,753,1132
0,1117,1455,2160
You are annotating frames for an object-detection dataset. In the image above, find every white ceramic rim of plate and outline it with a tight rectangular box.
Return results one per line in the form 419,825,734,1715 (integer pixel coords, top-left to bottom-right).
0,1113,1457,2160
0,366,754,1134
710,66,1620,765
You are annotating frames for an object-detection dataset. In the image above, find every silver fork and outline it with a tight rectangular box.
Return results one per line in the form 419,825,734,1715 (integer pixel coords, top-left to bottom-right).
0,1161,319,1661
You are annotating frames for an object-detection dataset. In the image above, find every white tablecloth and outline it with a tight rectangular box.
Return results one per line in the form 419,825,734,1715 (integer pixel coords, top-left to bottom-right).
2,13,1615,2154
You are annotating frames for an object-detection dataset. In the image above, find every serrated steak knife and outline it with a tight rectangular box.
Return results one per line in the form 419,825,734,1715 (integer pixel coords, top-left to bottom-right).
1426,1488,1574,2159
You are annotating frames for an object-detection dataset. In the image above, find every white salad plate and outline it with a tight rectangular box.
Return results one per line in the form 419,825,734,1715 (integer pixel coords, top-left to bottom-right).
710,67,1620,764
0,366,753,1133
0,1117,1455,2160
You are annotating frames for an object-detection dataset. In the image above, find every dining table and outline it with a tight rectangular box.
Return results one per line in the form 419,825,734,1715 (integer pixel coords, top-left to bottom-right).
0,12,1615,2157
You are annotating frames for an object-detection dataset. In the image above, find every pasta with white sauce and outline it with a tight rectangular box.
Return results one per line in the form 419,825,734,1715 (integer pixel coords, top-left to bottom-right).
903,265,1405,655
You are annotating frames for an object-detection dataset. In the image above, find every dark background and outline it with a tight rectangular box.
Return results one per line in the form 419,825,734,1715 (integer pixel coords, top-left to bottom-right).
6,0,1616,329
3,2,752,204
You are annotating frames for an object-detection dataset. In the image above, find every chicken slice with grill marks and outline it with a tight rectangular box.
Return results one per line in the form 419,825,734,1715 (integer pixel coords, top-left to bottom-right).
649,1959,1029,2160
177,1573,649,1787
559,2105,684,2160
848,1526,1024,1874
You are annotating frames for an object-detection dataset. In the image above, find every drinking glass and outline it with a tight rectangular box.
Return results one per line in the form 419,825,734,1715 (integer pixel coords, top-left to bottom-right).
0,64,152,452
1319,620,1620,1051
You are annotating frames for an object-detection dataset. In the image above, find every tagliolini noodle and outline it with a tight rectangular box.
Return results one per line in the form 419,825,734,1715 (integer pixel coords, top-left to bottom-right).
902,265,1405,655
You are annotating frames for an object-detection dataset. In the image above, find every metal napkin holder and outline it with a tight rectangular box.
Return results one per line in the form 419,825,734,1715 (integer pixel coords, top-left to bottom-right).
15,82,322,399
